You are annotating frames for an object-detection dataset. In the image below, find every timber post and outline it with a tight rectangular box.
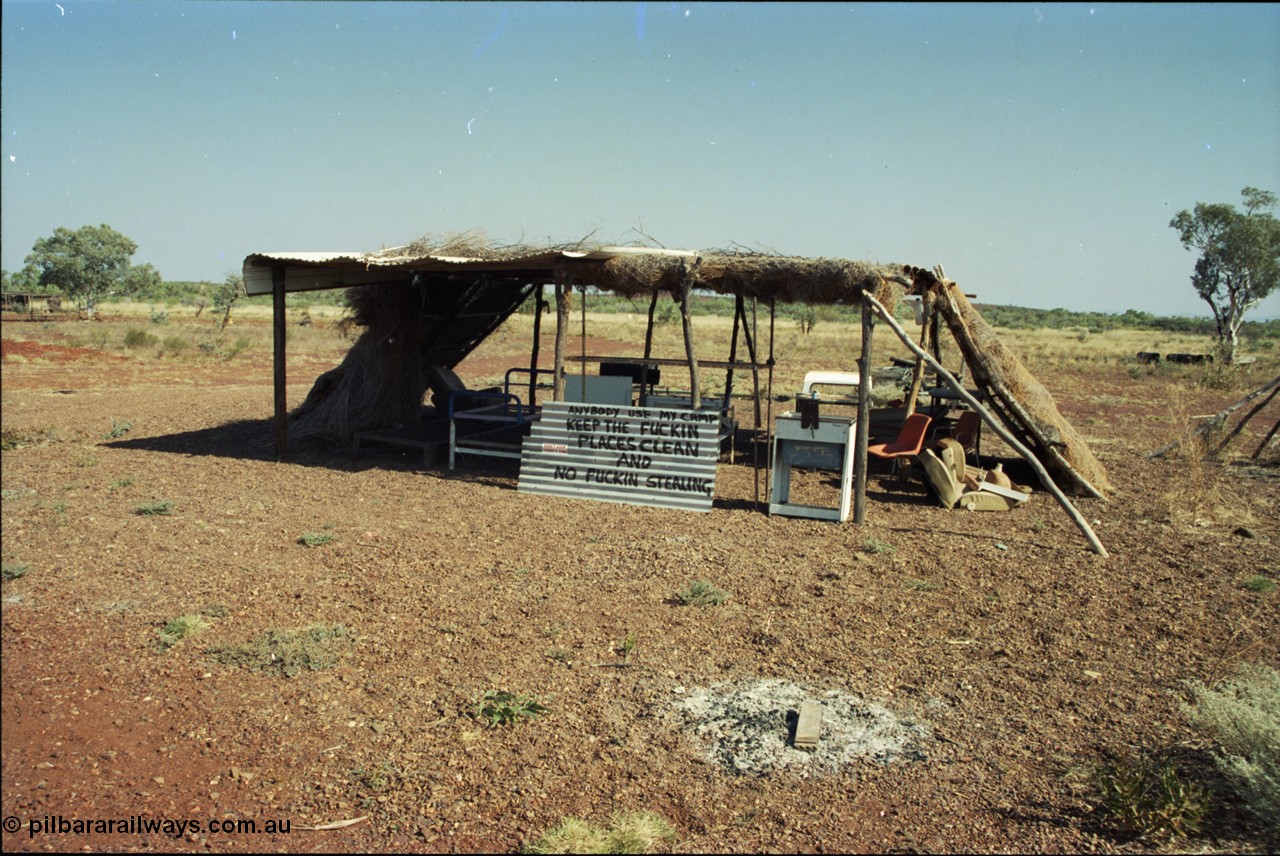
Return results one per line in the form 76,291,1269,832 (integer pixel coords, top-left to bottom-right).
552,267,570,402
679,261,702,411
272,264,287,459
529,285,545,408
854,297,874,524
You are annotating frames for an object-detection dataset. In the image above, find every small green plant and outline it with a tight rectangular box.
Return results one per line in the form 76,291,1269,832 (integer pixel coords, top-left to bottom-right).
207,623,351,678
135,499,174,516
525,811,676,854
545,646,571,665
616,634,637,661
103,417,132,440
156,614,210,650
863,537,896,555
2,562,30,581
123,328,158,349
351,760,400,794
903,578,939,592
1095,753,1206,839
476,689,549,728
298,530,336,547
150,309,169,325
676,579,729,607
1183,663,1279,835
2,427,57,450
76,455,98,468
108,477,134,490
1242,575,1276,593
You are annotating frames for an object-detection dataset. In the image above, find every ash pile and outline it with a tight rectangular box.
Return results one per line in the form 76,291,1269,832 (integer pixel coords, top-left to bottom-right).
672,678,930,777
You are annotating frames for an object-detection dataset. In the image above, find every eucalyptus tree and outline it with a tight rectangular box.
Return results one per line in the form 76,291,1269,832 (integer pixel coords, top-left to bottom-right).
1170,187,1280,364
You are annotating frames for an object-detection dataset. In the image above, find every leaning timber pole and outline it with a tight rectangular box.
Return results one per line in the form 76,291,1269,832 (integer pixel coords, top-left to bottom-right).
863,292,1109,558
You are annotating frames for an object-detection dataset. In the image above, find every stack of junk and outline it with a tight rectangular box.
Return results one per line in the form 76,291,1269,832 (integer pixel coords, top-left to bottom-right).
919,437,1032,512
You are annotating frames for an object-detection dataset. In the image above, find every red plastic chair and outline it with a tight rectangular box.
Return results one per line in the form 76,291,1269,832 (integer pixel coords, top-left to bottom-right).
950,410,982,453
868,413,933,479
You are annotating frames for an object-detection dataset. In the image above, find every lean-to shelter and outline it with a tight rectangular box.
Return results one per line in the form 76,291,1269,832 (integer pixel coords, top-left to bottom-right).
242,238,1112,552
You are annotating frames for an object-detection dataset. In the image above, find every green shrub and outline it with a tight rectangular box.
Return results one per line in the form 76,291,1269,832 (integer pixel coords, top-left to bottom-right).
224,336,252,359
157,614,209,650
298,531,335,547
150,309,169,325
123,329,158,349
1095,753,1206,838
477,689,549,728
103,417,132,439
208,624,351,677
135,499,174,516
2,562,30,581
1242,575,1275,594
160,335,189,356
676,579,728,607
1184,663,1280,835
863,537,895,555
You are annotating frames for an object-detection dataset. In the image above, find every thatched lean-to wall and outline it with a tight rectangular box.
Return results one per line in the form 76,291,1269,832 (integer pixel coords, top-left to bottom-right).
289,282,435,444
924,276,1114,497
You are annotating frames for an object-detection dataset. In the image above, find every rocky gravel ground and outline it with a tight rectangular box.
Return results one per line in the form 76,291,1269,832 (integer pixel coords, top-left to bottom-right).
2,317,1278,853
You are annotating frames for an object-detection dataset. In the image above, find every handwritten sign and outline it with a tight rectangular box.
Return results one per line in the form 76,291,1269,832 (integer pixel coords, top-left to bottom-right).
518,401,721,512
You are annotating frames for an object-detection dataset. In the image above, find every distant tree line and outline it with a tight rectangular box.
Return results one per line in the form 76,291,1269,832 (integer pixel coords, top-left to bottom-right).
973,304,1279,340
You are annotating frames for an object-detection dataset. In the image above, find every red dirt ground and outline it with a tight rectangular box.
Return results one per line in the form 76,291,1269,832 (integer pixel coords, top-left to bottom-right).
2,319,1278,854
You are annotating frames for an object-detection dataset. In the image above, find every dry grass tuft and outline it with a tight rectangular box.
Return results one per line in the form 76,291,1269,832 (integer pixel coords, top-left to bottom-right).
525,811,676,854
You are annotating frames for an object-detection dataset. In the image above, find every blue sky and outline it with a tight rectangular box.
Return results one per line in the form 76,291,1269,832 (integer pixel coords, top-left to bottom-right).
3,1,1278,317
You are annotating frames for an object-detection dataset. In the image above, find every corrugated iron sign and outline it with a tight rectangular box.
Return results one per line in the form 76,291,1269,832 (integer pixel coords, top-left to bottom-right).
518,401,720,512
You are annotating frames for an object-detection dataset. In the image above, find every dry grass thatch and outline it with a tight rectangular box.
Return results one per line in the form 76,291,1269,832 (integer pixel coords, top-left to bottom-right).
289,282,434,444
930,280,1114,496
592,251,907,312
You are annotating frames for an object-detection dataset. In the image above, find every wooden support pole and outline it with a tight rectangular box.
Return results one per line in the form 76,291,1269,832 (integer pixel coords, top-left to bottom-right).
272,265,287,459
1254,416,1280,459
529,286,545,408
1211,383,1279,457
739,296,763,428
905,295,933,418
724,294,741,415
1151,374,1280,459
854,299,874,525
638,289,660,407
579,281,588,403
552,272,570,401
643,290,659,361
679,265,702,410
863,292,1110,558
764,300,776,502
